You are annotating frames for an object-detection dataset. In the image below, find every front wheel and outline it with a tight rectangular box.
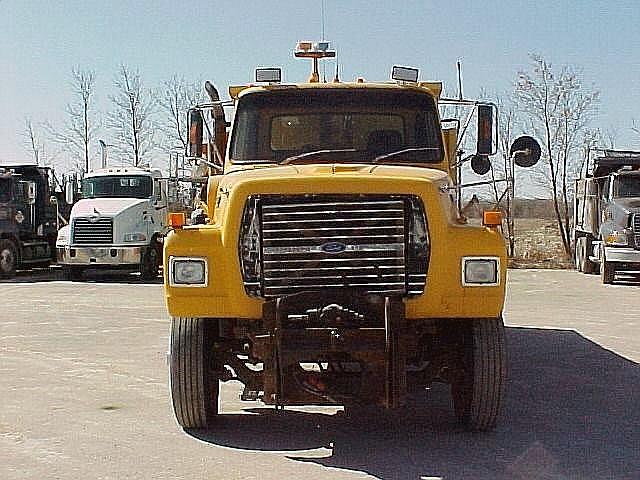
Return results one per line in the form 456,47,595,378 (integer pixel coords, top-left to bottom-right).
0,239,18,278
574,239,584,272
140,246,160,280
601,259,615,284
169,317,219,428
452,317,506,431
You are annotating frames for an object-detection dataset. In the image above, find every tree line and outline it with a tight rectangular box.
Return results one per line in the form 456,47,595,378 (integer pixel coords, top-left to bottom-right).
22,55,640,259
23,65,206,175
470,54,635,258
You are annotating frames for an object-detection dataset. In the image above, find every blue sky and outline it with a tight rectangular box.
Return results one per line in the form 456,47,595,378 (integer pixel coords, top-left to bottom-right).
1,0,639,166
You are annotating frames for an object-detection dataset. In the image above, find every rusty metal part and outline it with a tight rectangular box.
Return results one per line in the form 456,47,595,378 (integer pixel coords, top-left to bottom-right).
253,291,407,408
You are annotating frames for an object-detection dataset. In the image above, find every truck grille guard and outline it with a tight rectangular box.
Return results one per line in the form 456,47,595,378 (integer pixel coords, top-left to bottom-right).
239,194,429,298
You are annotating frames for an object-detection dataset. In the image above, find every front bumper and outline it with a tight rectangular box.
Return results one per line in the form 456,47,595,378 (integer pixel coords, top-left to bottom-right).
604,246,640,264
57,245,146,266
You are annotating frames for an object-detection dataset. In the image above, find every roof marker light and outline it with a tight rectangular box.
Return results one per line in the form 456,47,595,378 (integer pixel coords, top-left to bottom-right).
294,40,336,83
255,67,282,83
297,41,312,52
392,65,419,83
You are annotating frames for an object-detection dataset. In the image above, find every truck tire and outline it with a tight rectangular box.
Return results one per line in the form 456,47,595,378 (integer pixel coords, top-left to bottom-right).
601,257,615,284
0,239,18,278
452,316,506,431
582,237,595,274
140,246,160,280
574,239,584,272
575,237,595,274
169,317,219,428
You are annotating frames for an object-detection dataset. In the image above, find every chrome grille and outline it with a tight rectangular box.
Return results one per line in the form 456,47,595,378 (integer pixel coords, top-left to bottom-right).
240,195,428,298
633,213,640,249
72,218,113,245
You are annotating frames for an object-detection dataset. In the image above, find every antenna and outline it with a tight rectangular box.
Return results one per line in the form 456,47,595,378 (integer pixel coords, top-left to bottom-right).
321,0,327,81
457,60,463,100
321,0,326,40
456,60,463,212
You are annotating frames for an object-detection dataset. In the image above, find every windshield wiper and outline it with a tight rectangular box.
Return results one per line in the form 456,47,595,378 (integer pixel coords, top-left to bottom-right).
281,149,357,165
373,147,440,163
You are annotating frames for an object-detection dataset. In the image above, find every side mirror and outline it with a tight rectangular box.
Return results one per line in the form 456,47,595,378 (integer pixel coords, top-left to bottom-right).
27,181,37,204
510,136,541,167
64,180,75,205
470,154,491,175
476,105,493,156
188,109,204,158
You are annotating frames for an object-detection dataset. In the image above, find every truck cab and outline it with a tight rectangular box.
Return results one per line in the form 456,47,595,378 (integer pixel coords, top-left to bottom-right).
56,167,167,280
163,43,539,431
0,165,59,277
574,151,640,283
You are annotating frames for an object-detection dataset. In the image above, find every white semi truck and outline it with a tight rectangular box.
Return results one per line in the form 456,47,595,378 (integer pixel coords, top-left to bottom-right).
56,167,168,280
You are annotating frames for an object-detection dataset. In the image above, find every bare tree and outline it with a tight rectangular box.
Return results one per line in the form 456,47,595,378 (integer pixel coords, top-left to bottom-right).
603,128,617,149
632,119,640,139
23,118,44,165
578,128,601,178
156,75,205,153
46,67,98,174
106,65,156,167
491,94,519,256
514,54,599,257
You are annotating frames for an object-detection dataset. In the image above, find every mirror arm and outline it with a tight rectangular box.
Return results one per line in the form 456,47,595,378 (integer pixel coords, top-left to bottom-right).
440,178,509,192
455,108,476,152
187,156,223,173
451,153,477,169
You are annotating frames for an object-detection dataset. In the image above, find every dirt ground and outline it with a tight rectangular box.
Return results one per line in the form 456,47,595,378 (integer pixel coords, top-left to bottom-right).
509,218,573,269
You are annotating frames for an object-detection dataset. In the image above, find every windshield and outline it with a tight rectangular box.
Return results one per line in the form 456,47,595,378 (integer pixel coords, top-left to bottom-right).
613,175,640,198
0,178,12,202
231,89,443,164
82,175,152,199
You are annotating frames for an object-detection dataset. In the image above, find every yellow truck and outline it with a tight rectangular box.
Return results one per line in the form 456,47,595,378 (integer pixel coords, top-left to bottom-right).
163,42,540,431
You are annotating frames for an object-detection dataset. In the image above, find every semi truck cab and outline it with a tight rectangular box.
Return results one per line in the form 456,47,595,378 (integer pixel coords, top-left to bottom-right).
574,150,640,283
0,165,59,277
56,167,167,280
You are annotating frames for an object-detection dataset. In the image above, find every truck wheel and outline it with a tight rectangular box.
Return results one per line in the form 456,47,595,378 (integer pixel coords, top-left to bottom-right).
582,237,595,274
452,316,506,431
574,238,584,272
0,239,18,278
601,258,615,284
575,237,595,274
140,247,159,280
169,317,219,428
63,266,84,281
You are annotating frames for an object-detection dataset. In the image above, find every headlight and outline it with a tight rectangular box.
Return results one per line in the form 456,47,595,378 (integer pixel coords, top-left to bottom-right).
462,257,500,286
604,230,628,246
124,232,147,242
169,257,208,287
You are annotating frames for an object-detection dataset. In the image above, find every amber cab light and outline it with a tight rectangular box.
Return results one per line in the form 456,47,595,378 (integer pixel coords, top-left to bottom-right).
169,212,186,229
482,210,502,228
